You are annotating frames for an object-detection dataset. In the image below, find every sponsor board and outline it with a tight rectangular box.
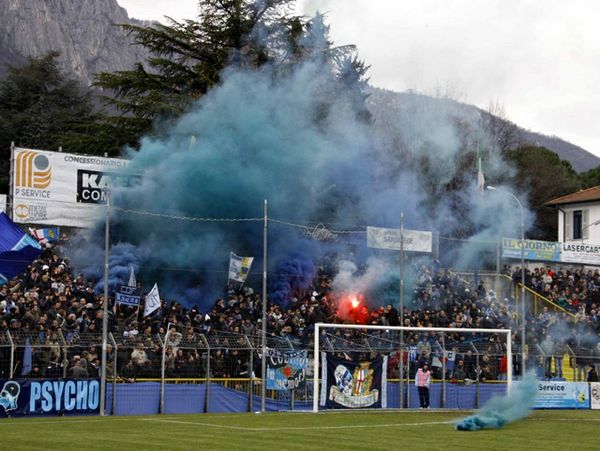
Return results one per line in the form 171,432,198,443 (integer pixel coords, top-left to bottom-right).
0,379,100,417
533,381,590,409
367,226,432,253
591,382,600,410
502,238,561,262
11,147,136,228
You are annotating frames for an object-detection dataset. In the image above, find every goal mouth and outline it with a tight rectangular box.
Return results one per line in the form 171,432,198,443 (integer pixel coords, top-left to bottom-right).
313,323,512,412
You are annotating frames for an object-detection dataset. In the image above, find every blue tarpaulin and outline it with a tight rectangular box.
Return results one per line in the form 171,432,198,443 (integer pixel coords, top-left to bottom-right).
0,212,41,283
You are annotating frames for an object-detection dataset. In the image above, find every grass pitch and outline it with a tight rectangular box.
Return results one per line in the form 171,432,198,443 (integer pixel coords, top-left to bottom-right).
2,410,598,450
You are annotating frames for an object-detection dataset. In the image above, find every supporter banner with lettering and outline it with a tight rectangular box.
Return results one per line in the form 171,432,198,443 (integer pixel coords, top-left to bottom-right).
367,226,432,253
0,379,100,417
265,349,307,390
321,354,387,409
11,147,135,227
534,381,589,409
560,242,600,265
502,238,561,262
115,285,141,307
591,383,600,410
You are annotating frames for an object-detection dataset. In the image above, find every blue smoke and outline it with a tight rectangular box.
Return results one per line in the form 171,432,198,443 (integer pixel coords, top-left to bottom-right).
455,372,537,431
70,16,532,309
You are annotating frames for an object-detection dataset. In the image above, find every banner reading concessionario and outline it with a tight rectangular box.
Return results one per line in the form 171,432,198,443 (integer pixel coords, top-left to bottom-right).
11,147,136,228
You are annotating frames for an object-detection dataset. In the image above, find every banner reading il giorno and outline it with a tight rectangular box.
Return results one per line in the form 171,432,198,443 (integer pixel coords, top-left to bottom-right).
321,354,387,409
266,349,307,390
11,147,135,227
502,238,561,262
0,379,100,417
367,226,432,253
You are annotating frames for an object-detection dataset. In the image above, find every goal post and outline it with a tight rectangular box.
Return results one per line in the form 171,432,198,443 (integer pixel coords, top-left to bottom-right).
312,323,512,412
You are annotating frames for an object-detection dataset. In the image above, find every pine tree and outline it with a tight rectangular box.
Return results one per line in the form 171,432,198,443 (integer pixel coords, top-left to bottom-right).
0,51,95,193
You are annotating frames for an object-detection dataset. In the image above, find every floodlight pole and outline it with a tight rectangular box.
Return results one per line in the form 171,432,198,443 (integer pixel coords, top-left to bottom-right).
487,186,526,373
100,184,110,416
399,212,405,408
260,199,268,413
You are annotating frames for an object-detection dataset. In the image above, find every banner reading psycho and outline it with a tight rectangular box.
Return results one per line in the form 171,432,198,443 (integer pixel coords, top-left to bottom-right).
11,147,136,228
0,379,100,417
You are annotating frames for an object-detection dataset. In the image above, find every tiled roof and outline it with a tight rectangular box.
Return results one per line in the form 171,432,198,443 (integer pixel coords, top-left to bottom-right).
545,185,600,206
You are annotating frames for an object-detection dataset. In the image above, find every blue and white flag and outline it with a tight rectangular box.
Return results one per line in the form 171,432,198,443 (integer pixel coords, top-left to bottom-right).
115,266,140,307
0,212,41,284
143,283,161,317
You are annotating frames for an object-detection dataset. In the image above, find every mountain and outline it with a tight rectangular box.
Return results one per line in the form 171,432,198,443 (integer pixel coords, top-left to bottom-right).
0,0,149,86
366,88,600,173
0,0,598,172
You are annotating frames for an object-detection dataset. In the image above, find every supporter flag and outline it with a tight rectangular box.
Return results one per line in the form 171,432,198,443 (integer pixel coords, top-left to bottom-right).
228,252,253,283
127,266,136,287
476,140,485,195
444,350,456,371
0,212,42,285
29,227,60,247
143,283,161,317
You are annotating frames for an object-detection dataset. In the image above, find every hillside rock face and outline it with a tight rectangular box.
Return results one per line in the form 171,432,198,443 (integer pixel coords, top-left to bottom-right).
0,0,148,85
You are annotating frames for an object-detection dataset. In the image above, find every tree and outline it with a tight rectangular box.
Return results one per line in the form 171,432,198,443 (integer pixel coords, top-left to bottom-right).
579,165,600,189
0,51,95,193
504,146,581,240
68,0,302,154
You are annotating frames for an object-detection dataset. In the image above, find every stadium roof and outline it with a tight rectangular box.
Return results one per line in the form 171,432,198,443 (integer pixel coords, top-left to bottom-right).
545,185,600,206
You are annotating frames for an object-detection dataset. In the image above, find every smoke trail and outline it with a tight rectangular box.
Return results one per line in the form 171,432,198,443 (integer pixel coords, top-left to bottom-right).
455,372,537,431
70,13,533,309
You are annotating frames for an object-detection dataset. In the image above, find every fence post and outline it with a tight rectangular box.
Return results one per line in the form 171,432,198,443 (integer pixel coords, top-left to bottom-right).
59,330,68,378
201,334,210,413
441,335,446,409
110,333,117,416
160,328,170,414
7,331,14,379
245,335,254,412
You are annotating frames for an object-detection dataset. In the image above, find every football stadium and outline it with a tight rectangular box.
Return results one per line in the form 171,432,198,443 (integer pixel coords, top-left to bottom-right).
2,1,600,450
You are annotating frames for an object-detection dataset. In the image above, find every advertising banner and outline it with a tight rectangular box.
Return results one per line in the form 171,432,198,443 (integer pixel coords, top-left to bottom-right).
591,382,600,410
0,379,100,417
11,147,133,227
534,381,589,409
321,354,387,409
502,238,561,262
560,242,600,265
367,226,432,253
265,349,307,391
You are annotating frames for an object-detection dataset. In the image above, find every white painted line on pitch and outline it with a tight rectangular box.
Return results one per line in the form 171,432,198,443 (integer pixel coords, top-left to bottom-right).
528,418,600,422
0,418,131,426
138,418,455,431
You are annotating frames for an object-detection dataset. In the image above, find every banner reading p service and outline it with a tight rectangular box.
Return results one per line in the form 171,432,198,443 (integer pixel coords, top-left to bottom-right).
11,147,136,228
0,379,100,417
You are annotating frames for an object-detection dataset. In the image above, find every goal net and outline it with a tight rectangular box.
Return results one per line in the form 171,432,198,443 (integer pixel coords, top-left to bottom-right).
312,324,512,412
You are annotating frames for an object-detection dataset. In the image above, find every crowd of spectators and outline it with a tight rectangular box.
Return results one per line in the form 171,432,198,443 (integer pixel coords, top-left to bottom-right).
1,234,599,383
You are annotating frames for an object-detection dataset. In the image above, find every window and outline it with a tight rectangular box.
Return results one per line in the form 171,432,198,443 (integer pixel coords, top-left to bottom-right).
573,210,583,239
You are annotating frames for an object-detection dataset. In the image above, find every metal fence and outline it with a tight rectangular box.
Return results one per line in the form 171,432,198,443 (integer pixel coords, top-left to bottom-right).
1,325,598,413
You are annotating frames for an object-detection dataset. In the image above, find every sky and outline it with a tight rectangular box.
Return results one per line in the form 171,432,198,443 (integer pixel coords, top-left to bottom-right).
118,0,600,157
